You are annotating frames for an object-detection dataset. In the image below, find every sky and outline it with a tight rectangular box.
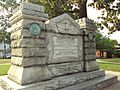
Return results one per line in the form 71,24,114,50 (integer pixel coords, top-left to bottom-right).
87,0,120,44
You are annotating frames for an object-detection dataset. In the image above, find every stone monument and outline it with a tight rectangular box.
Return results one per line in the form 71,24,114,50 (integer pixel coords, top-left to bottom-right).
0,2,117,90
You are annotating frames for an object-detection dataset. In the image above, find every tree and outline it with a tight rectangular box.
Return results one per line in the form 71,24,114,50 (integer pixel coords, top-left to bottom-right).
96,31,118,58
0,30,11,43
27,0,119,33
0,0,18,58
27,0,88,18
1,0,119,34
0,30,11,58
0,0,18,42
90,0,120,33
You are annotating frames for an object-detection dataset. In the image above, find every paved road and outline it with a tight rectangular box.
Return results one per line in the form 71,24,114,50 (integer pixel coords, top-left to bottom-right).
102,71,120,90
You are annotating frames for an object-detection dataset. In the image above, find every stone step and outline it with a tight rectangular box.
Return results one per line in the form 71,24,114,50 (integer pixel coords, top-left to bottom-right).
59,74,117,90
0,72,117,90
0,70,105,90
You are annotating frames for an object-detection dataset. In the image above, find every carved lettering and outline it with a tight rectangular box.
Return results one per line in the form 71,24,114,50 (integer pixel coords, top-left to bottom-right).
53,37,78,59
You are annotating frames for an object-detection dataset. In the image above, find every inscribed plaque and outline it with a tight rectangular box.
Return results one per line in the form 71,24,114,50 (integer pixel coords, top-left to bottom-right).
53,37,78,58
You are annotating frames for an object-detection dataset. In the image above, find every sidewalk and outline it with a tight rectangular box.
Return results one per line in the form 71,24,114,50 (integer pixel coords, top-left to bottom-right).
102,71,120,90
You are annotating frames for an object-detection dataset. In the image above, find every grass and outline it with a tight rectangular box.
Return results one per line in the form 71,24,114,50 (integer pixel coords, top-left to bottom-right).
98,58,120,63
0,64,11,76
0,58,120,76
98,58,120,72
99,62,120,72
0,59,11,76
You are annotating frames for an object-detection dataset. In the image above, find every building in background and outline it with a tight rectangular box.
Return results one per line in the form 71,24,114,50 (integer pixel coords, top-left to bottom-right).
96,49,107,58
0,41,11,58
96,45,120,58
114,44,120,58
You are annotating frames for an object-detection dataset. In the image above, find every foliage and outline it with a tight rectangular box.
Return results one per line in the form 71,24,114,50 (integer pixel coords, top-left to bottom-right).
96,31,118,57
0,30,11,43
0,0,18,42
0,0,119,35
28,0,88,19
90,0,120,33
28,0,120,33
27,0,72,18
96,31,118,50
0,0,17,14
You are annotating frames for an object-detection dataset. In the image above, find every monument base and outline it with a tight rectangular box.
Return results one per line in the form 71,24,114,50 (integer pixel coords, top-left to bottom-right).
0,70,117,90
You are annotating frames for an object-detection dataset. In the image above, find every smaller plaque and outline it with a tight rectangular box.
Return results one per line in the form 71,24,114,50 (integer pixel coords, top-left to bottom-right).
87,32,95,41
29,23,41,36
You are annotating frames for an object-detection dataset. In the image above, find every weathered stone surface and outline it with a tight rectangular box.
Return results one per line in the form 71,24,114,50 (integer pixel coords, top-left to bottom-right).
21,2,44,11
76,18,97,30
86,61,99,71
48,62,83,77
8,65,52,85
12,48,48,57
10,9,48,24
59,74,117,90
84,30,96,42
0,70,105,90
84,35,95,42
11,56,48,66
21,9,48,18
84,30,96,36
11,19,45,32
85,49,96,55
53,36,78,58
10,2,45,22
85,54,96,60
10,12,48,25
13,2,44,14
45,14,82,35
47,33,83,63
10,8,48,20
11,38,45,48
11,29,45,40
84,42,96,48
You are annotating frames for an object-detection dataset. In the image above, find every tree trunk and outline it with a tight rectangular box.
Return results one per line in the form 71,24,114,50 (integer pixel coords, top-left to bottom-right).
78,0,87,18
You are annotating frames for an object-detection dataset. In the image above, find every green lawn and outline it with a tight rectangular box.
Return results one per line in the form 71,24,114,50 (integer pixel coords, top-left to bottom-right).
0,59,11,76
98,58,120,63
98,58,120,72
0,58,120,76
0,64,11,76
99,62,120,72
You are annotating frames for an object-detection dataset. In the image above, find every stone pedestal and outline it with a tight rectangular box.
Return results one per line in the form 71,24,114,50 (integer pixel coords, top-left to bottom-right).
76,18,99,72
1,2,52,86
0,2,117,90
